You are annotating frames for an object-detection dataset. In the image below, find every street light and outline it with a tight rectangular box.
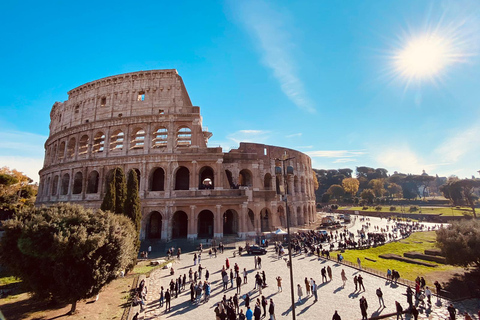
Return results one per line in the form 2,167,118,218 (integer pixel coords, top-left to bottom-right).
276,155,296,320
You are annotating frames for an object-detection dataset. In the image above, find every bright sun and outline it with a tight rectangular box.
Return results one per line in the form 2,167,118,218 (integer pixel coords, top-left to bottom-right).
394,34,453,81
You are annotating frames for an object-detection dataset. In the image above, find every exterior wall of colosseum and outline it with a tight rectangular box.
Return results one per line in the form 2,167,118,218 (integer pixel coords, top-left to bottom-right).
36,70,316,241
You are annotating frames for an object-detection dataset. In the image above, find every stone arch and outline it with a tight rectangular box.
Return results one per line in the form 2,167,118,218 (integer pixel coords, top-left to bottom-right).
93,131,105,153
110,129,124,151
225,170,235,188
87,170,99,193
67,138,76,158
61,173,70,195
297,206,303,225
174,166,189,190
152,127,168,148
264,173,272,190
199,166,214,189
131,128,145,149
294,175,299,193
72,171,83,194
276,176,281,194
147,211,162,239
150,167,165,191
301,176,306,193
260,208,272,232
79,135,89,155
57,141,66,160
198,210,214,238
129,168,141,189
45,177,51,196
172,211,188,239
304,207,308,225
52,175,59,195
239,169,252,187
176,126,191,147
277,206,286,226
223,209,239,235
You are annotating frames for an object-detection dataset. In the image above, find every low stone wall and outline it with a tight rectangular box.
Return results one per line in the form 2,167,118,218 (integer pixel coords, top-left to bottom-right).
336,209,472,223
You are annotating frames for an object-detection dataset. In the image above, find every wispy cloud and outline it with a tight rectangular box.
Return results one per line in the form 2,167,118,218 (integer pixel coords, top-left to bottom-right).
232,0,315,113
373,145,436,174
307,150,366,158
333,158,357,163
434,121,480,163
0,156,43,183
208,129,271,151
286,133,302,138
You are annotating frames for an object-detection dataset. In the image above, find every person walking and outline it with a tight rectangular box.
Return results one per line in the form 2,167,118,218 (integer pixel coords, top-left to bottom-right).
357,257,362,269
353,275,358,291
312,280,318,302
246,306,253,320
395,301,404,320
268,299,275,320
434,281,442,303
276,276,282,292
327,265,332,281
358,274,365,291
425,286,432,305
159,286,164,307
244,268,248,284
257,256,262,268
321,267,327,283
236,274,242,294
254,302,262,320
360,296,368,320
261,295,267,318
447,304,456,320
406,286,413,309
376,287,385,308
332,310,341,320
254,255,258,269
297,284,303,303
165,289,171,312
305,277,311,296
410,305,419,320
341,269,347,287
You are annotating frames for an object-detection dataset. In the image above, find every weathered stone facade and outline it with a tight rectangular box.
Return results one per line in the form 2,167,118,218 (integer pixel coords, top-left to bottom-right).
36,70,316,240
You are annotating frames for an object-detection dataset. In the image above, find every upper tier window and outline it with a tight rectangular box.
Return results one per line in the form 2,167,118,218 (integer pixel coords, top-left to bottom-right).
176,127,191,147
137,91,145,101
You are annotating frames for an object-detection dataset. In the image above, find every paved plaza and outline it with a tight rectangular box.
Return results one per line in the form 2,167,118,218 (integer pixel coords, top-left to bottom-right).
134,217,480,320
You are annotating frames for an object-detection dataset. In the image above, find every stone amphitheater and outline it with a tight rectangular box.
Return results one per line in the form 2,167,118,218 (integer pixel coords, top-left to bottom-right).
36,69,316,241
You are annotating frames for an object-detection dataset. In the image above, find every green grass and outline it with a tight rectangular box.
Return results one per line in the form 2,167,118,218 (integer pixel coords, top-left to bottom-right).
336,231,460,284
339,206,473,216
0,275,21,287
132,259,172,276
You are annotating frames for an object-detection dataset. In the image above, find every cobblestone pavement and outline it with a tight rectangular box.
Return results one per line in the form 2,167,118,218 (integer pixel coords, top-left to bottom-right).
137,245,480,320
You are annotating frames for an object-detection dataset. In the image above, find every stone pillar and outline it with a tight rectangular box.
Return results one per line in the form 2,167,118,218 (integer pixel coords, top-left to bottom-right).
215,204,223,238
188,205,197,240
191,160,197,190
162,206,170,241
239,203,248,238
215,159,223,190
254,203,261,234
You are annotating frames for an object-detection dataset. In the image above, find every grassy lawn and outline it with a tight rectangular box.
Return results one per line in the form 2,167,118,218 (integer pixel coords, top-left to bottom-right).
339,206,474,217
0,259,168,320
336,231,464,287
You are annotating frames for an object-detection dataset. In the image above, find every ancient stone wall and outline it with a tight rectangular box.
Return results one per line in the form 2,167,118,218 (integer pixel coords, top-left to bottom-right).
37,70,316,241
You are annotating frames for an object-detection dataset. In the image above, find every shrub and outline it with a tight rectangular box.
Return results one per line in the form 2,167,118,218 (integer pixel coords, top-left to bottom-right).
389,206,397,211
362,206,369,210
409,206,419,212
375,206,382,211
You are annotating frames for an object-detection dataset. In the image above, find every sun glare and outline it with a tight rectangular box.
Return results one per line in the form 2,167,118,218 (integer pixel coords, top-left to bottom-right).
394,34,450,80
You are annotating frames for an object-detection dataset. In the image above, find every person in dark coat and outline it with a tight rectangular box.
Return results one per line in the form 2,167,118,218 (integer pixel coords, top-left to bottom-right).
360,296,368,320
410,305,419,320
165,289,171,312
254,302,262,320
447,304,456,320
332,310,341,320
395,301,404,320
261,296,267,317
268,299,275,320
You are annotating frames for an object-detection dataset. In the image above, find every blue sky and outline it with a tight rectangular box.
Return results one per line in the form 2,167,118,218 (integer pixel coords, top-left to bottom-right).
1,0,479,182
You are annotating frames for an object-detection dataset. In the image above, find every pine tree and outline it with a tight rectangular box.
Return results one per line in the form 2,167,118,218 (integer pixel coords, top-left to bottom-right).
114,167,127,215
100,170,116,212
125,169,142,269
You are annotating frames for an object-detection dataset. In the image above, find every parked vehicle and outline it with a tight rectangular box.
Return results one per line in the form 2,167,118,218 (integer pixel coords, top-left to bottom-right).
246,245,267,255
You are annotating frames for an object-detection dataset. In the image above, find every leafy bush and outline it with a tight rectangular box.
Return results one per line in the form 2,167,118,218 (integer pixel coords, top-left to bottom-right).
375,206,382,211
362,206,369,210
389,206,397,211
409,206,419,212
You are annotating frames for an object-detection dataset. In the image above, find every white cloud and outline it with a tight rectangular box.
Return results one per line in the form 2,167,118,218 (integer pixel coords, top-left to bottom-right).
373,145,436,174
233,0,315,113
208,129,271,151
333,158,357,163
286,133,302,138
0,156,43,183
434,122,480,163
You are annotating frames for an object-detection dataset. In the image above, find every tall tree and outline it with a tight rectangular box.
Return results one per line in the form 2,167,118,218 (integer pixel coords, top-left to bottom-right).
100,167,126,214
0,203,136,314
326,184,345,199
125,169,142,267
456,179,480,218
437,219,480,267
368,179,386,197
0,167,37,220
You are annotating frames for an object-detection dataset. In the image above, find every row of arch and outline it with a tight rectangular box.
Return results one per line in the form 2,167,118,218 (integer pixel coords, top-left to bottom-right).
46,126,193,164
145,205,316,240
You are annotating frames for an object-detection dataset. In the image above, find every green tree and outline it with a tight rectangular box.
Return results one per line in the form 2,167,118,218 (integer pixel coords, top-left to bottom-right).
360,189,375,204
455,179,480,218
440,176,463,206
326,184,345,199
0,167,37,220
342,178,359,197
100,167,126,214
386,182,403,199
0,203,136,314
368,179,386,197
436,219,480,267
125,170,142,268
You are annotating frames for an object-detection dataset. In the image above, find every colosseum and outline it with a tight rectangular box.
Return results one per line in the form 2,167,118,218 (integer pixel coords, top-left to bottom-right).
36,69,316,241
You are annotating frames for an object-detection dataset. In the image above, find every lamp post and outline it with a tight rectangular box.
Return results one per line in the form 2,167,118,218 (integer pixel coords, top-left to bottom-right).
276,155,296,320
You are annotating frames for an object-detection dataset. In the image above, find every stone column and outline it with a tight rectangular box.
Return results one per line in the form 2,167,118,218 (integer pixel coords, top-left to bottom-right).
188,205,197,240
191,160,198,190
215,204,223,239
215,159,223,190
239,203,248,238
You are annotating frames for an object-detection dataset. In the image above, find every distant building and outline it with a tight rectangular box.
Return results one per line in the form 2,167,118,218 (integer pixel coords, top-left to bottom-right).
36,70,316,240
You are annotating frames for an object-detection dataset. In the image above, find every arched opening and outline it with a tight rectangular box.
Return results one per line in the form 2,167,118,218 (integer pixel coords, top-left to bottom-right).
199,166,214,189
239,169,252,187
79,135,89,155
174,166,189,190
131,128,145,149
110,130,124,151
260,208,271,232
51,144,57,163
172,211,188,239
45,177,51,196
129,168,141,189
294,176,299,193
277,206,286,226
264,173,272,190
61,173,70,195
301,176,306,193
67,138,76,158
57,141,66,160
148,211,162,239
276,176,281,194
150,168,165,191
51,175,59,196
225,170,235,188
304,207,308,225
93,132,105,153
152,127,168,148
223,209,238,235
198,210,214,238
247,209,255,231
73,172,83,194
176,127,191,147
297,206,303,225
87,170,99,194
